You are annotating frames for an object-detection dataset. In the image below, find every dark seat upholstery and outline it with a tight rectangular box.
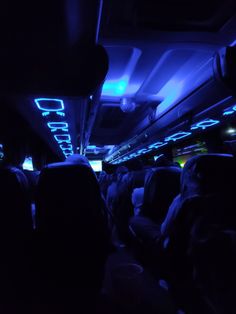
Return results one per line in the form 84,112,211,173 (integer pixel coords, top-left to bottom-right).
35,161,110,312
0,166,32,235
129,166,181,251
141,166,181,224
0,166,33,310
161,154,236,313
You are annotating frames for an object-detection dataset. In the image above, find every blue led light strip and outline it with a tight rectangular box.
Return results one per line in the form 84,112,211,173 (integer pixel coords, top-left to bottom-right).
110,112,232,165
191,118,220,130
34,98,74,158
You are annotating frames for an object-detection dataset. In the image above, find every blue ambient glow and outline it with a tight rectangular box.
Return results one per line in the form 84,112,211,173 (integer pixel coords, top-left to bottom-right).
47,122,69,132
102,80,128,96
35,98,65,116
54,134,71,144
60,144,73,151
87,145,97,149
154,154,164,161
35,98,64,111
148,142,168,149
22,157,34,171
191,119,220,130
223,110,235,116
165,131,191,142
223,105,236,116
156,80,184,117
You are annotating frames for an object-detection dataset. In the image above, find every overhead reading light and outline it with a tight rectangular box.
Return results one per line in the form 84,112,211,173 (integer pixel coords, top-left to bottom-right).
120,97,136,113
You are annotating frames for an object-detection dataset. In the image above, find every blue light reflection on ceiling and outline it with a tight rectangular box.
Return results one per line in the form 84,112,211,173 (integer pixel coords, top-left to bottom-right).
102,80,128,96
102,47,142,97
34,98,74,158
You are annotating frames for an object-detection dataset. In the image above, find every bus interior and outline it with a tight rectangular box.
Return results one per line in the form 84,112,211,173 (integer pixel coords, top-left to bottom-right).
0,1,236,313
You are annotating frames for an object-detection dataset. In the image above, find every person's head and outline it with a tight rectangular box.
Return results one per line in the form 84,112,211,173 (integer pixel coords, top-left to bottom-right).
66,154,91,167
126,158,143,171
116,165,128,181
154,154,173,167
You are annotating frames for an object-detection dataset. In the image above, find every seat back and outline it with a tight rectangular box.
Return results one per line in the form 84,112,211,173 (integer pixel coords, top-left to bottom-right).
0,166,32,237
36,161,110,309
180,153,235,199
0,166,33,307
142,166,181,223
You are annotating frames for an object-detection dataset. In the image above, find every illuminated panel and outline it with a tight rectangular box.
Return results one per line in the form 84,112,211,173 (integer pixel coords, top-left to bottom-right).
89,160,102,172
47,122,69,132
191,119,220,130
22,157,34,171
165,131,191,142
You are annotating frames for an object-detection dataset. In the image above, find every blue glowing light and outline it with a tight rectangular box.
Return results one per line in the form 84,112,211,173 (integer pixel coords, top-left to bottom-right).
54,134,71,144
137,148,151,155
60,144,73,151
47,122,69,132
35,98,64,112
154,154,164,161
148,142,168,149
191,119,220,130
165,131,191,142
223,105,236,116
87,145,97,149
156,80,184,117
63,152,73,158
129,153,139,158
22,157,34,171
102,80,127,96
223,110,235,116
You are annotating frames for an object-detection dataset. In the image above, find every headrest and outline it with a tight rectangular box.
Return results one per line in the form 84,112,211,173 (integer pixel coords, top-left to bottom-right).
142,167,181,222
36,162,103,227
181,154,235,199
0,166,32,231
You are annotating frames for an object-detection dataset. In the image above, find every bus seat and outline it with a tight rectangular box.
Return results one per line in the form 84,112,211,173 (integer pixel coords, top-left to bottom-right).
35,161,110,311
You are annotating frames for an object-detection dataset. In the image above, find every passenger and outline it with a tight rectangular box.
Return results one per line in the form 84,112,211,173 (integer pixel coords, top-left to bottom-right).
106,166,128,212
112,159,147,242
98,170,111,199
153,154,176,168
131,187,144,216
